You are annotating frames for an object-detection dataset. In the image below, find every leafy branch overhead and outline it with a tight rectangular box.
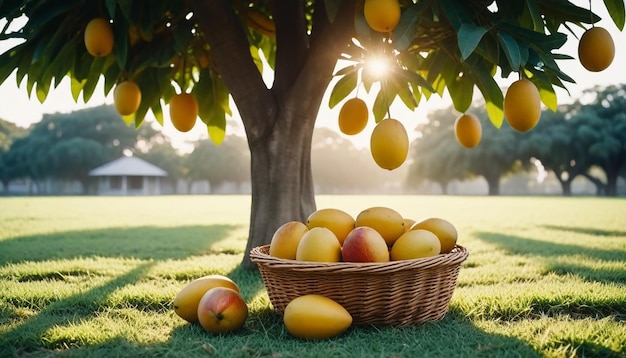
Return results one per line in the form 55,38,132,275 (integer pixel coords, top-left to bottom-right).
0,0,624,135
328,0,624,127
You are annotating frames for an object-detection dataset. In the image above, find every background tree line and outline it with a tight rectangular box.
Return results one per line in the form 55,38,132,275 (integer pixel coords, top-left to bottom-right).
1,84,625,196
408,84,626,197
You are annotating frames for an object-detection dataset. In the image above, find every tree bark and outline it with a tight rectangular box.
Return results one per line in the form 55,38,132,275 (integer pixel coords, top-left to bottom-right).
191,0,356,268
484,174,500,195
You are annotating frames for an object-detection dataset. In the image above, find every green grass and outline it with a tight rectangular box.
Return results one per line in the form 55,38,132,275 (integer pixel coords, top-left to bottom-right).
0,195,625,357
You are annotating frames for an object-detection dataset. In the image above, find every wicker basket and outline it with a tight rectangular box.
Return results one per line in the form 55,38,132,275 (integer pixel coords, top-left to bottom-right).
250,244,468,327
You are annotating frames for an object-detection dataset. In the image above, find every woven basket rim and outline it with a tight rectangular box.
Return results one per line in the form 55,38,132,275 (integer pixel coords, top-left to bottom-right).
250,244,469,274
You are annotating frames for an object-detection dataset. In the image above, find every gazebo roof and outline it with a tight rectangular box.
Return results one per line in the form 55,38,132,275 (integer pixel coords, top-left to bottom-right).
89,156,168,177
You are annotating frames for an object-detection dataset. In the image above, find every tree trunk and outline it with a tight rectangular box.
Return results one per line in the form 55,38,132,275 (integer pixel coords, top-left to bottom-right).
554,171,572,196
192,0,356,268
484,174,500,195
439,180,449,195
561,180,572,196
582,173,606,196
605,165,620,197
242,114,317,268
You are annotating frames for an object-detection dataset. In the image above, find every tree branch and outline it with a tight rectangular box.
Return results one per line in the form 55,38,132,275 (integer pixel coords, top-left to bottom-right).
291,0,357,105
190,0,276,140
272,0,309,94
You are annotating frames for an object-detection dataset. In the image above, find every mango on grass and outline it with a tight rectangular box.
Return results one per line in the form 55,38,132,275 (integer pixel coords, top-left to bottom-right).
173,274,239,323
283,294,353,340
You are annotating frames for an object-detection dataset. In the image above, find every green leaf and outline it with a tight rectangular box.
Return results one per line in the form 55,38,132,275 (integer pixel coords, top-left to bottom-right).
328,71,358,109
392,2,424,51
372,89,389,123
497,31,521,70
117,0,134,21
388,75,417,110
35,77,51,103
470,63,504,128
173,22,193,54
113,19,129,70
207,111,226,146
151,101,164,126
333,64,359,76
458,23,488,60
121,113,135,126
402,70,435,93
82,57,106,103
447,74,474,114
539,85,557,112
0,49,21,85
438,0,467,30
485,99,504,128
70,77,86,103
530,72,558,111
526,0,544,32
103,64,121,95
105,0,116,19
49,40,77,88
324,0,341,22
604,0,626,30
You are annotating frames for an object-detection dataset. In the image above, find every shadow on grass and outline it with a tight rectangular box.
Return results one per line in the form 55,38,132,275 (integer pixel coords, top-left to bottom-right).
0,261,271,357
0,224,244,264
10,306,545,357
476,232,624,262
476,231,626,285
541,225,626,238
0,261,156,356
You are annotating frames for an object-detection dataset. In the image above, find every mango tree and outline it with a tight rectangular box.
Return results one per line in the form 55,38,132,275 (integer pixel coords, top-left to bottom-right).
1,0,624,267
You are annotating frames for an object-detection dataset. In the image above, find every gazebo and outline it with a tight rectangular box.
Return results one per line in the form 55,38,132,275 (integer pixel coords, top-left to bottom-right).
89,156,168,195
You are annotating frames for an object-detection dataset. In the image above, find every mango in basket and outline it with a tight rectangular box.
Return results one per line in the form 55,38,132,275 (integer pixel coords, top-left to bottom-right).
341,226,390,262
283,294,352,340
355,206,405,246
390,229,441,261
173,274,240,323
410,217,458,253
306,208,355,245
296,227,342,262
269,221,309,259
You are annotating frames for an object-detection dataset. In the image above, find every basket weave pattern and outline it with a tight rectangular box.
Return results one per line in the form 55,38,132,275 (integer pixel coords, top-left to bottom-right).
250,244,469,327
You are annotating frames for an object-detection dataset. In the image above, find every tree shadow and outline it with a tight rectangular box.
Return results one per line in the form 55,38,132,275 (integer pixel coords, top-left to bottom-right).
23,306,543,357
476,231,626,285
0,224,244,264
541,225,626,238
476,232,624,262
0,261,156,356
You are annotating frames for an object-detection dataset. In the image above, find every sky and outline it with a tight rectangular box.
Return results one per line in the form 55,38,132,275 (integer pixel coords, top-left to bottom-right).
0,1,625,152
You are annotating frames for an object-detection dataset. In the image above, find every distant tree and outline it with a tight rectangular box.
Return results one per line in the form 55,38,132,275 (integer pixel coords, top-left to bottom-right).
408,107,467,194
311,128,395,193
520,105,589,195
0,118,28,192
186,136,250,192
409,105,523,195
136,141,185,193
573,85,626,196
49,137,105,192
5,105,158,193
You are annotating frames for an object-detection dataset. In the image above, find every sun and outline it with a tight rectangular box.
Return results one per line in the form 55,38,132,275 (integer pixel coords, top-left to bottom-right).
366,56,390,78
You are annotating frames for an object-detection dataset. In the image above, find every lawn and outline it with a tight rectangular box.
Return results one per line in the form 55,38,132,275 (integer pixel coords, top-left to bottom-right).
0,195,625,357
